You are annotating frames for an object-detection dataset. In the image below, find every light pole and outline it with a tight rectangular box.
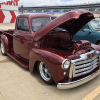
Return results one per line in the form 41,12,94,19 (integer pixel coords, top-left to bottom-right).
21,5,23,14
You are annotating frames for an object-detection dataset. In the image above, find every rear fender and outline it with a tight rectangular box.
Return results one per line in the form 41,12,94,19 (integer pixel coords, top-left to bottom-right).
1,34,9,52
0,31,3,41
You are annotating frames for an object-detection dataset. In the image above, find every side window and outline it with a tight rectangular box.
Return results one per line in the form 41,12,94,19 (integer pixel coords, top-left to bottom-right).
79,24,90,31
17,18,29,32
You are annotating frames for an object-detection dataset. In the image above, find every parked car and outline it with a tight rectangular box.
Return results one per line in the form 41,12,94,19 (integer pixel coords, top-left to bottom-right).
73,19,100,45
1,9,100,89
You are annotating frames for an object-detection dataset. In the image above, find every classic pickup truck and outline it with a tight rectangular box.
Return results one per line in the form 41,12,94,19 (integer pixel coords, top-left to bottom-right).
1,9,100,89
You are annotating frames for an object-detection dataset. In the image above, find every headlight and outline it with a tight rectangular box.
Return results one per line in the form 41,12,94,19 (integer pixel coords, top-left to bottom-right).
61,59,70,70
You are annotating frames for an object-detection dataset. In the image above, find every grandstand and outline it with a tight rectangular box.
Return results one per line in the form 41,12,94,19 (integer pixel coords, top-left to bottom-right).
19,2,100,19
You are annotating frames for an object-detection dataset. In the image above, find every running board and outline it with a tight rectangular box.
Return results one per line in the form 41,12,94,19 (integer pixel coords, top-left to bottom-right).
6,51,29,69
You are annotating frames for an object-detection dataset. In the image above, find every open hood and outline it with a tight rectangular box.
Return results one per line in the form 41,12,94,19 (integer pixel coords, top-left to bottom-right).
33,9,94,41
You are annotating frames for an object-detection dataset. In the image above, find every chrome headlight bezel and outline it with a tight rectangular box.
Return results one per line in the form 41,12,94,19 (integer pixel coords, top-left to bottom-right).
61,59,70,70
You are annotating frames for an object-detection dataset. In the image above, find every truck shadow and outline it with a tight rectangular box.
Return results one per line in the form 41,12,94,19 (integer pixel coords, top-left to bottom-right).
0,58,11,63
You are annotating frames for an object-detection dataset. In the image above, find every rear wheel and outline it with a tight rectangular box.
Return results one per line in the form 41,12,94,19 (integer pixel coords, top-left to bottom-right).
1,42,6,55
38,62,54,84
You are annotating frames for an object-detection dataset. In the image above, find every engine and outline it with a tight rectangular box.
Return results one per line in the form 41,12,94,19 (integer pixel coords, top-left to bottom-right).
70,40,94,56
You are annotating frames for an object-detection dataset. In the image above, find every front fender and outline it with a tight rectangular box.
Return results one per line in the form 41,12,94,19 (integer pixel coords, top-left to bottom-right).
29,48,70,84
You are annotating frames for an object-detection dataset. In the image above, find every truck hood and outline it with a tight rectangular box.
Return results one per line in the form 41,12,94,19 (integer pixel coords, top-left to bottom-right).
33,9,94,41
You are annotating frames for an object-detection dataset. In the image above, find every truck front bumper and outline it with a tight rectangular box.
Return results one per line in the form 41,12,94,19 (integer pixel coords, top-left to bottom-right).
57,69,100,89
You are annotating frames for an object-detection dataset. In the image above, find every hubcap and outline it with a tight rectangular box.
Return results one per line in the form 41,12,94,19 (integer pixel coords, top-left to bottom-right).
1,43,5,54
39,62,51,81
44,68,48,73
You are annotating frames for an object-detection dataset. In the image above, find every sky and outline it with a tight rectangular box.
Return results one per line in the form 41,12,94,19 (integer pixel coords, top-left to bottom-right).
0,0,100,6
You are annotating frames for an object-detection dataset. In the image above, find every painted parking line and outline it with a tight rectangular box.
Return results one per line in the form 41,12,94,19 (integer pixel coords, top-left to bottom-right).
82,85,100,100
0,92,5,100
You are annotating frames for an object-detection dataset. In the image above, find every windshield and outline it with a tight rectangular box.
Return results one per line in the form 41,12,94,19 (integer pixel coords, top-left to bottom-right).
89,19,100,31
31,17,56,32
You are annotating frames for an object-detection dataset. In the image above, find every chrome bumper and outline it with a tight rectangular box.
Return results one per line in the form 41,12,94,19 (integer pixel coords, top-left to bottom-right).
57,69,100,89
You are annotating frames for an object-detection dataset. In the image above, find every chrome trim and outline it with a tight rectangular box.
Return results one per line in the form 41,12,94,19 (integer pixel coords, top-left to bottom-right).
75,59,98,72
97,51,100,66
57,69,100,89
73,64,75,77
75,62,98,73
1,42,5,54
96,51,100,54
13,33,16,37
69,63,74,78
75,65,98,77
75,56,98,66
70,50,99,78
99,55,100,66
61,59,70,70
71,50,96,63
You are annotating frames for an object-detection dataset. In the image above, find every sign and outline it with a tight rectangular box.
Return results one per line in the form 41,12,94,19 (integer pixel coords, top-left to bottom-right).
2,0,19,6
0,10,18,23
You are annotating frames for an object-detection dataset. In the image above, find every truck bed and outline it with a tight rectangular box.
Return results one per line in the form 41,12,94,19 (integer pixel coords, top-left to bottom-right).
0,30,14,53
3,30,14,36
0,30,14,41
0,29,29,68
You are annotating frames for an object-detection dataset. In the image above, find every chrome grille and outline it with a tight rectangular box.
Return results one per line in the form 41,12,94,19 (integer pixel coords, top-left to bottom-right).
70,50,99,78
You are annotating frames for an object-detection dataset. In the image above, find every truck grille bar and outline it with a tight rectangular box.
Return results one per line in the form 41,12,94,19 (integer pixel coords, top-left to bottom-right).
70,50,99,78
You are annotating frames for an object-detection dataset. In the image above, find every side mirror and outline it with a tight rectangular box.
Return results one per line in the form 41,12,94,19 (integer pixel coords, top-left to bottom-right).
83,29,91,33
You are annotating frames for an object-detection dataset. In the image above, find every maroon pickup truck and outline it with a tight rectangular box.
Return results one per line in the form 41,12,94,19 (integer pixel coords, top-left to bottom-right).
1,9,100,89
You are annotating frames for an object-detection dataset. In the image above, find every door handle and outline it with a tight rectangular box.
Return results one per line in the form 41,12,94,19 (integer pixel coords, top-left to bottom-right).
27,41,32,43
13,34,16,37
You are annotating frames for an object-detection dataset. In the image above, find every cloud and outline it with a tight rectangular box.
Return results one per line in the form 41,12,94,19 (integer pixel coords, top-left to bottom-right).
18,0,100,6
0,0,99,6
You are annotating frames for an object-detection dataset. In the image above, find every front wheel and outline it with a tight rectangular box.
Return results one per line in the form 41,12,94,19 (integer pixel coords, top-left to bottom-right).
38,62,54,84
1,42,6,55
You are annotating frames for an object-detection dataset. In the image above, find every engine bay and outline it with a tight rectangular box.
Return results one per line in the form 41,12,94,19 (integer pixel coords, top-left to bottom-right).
39,31,94,53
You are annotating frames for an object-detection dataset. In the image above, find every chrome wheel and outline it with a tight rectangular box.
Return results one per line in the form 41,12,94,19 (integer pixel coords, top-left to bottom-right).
38,62,54,84
39,62,51,81
1,42,5,54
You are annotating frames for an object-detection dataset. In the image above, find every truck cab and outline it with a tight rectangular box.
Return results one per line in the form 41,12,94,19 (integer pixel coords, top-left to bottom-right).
13,14,56,60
